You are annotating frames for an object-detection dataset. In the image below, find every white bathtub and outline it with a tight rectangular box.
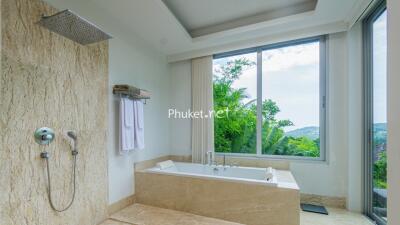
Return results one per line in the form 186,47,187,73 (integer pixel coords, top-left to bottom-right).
145,161,278,187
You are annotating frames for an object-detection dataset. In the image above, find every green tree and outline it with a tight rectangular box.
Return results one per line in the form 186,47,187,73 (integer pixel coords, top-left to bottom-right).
214,58,257,153
374,151,387,188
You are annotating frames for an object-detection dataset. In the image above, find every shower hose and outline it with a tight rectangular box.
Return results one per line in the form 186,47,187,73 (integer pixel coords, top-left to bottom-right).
42,152,77,212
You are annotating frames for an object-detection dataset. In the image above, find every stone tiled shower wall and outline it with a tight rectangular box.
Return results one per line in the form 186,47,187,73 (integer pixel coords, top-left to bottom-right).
0,0,109,224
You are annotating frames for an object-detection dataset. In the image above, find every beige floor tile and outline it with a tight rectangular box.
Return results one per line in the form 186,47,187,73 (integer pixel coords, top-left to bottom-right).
301,207,374,225
101,204,375,225
99,219,135,225
105,204,243,225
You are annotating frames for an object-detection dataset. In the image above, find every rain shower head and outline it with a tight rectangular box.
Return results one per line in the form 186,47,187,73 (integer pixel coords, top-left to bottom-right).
37,9,112,45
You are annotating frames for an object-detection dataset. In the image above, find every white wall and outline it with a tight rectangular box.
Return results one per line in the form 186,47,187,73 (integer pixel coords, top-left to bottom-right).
387,0,400,224
346,22,363,212
108,37,171,204
290,32,349,199
43,0,172,204
169,32,353,199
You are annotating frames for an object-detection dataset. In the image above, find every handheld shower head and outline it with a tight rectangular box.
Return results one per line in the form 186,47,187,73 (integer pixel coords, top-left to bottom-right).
66,131,78,154
67,131,77,140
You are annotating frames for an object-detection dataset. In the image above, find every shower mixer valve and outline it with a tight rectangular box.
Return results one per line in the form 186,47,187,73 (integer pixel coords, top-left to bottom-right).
34,127,55,145
33,127,78,212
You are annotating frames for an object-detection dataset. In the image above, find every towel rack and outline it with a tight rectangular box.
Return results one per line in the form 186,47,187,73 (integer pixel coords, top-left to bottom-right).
113,84,150,104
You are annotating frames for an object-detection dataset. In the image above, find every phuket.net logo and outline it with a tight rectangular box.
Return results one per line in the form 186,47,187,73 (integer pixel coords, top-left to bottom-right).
168,108,229,119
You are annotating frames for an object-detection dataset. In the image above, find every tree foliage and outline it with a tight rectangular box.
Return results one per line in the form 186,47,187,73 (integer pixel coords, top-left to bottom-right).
214,58,320,157
374,151,387,189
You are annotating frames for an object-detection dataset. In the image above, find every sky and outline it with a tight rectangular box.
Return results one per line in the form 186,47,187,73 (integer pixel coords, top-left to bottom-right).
214,10,387,131
214,42,320,132
373,10,387,124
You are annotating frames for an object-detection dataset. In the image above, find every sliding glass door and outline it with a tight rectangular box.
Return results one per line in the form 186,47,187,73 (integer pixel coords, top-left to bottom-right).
364,1,387,224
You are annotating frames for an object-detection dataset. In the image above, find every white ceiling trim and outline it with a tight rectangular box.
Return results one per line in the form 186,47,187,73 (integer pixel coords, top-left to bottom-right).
345,0,374,28
191,10,315,43
188,1,317,37
167,21,348,62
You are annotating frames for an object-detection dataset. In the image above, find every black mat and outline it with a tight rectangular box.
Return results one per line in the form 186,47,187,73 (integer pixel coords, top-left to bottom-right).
300,203,329,215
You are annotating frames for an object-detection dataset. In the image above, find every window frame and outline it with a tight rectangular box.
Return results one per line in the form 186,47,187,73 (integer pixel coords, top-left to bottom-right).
213,35,327,161
363,0,387,224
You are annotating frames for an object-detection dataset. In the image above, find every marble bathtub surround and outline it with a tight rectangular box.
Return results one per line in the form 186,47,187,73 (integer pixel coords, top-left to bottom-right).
135,169,300,225
1,0,109,224
133,155,346,207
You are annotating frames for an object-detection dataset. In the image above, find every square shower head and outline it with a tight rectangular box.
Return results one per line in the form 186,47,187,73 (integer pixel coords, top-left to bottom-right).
37,9,112,45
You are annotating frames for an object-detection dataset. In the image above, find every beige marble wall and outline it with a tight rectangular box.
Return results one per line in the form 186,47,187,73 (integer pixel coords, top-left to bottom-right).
0,0,109,224
300,193,346,209
135,171,300,225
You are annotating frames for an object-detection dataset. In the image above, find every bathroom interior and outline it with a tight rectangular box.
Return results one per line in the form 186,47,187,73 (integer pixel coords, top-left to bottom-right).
1,0,399,225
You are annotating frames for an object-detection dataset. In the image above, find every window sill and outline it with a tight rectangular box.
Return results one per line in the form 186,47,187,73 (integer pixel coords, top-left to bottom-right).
214,152,327,164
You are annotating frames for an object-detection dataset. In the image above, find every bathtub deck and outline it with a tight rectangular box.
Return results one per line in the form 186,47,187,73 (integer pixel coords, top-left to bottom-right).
101,203,243,225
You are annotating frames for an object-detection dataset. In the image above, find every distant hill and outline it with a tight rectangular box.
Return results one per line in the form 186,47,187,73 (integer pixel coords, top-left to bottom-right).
285,126,319,140
285,123,387,142
374,123,387,132
373,123,387,145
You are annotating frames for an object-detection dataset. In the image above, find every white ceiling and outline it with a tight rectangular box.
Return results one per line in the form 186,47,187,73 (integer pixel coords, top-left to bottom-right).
44,0,370,62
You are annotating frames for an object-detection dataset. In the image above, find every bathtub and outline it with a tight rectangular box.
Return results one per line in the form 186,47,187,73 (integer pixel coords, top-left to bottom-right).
135,161,300,225
145,162,278,186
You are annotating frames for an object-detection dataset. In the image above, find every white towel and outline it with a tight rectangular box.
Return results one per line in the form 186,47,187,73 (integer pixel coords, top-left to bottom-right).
134,100,145,149
120,97,135,154
156,160,175,170
123,98,134,127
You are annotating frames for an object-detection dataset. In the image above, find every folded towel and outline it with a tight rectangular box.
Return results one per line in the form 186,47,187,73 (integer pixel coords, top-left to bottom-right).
123,98,134,127
156,160,175,170
119,98,135,154
266,167,275,181
134,100,145,149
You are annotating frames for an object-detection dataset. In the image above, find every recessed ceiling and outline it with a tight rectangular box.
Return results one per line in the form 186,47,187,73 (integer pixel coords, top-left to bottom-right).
44,0,370,61
162,0,318,37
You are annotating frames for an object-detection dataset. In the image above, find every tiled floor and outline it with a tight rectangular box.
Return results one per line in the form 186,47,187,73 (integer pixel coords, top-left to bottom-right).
102,204,242,225
100,204,374,225
301,207,374,225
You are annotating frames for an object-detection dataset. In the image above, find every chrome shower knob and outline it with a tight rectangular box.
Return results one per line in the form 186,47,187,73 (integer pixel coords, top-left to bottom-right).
34,127,55,145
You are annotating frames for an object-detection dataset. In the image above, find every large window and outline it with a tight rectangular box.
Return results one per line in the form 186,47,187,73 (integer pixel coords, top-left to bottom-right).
364,1,387,224
213,37,326,159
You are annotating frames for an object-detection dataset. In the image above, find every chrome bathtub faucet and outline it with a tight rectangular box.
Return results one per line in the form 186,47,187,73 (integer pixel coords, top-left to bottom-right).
222,154,228,170
206,151,213,166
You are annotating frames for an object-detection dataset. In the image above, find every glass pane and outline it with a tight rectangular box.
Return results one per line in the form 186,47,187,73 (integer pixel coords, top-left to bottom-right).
261,42,320,157
213,53,257,154
372,9,387,222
